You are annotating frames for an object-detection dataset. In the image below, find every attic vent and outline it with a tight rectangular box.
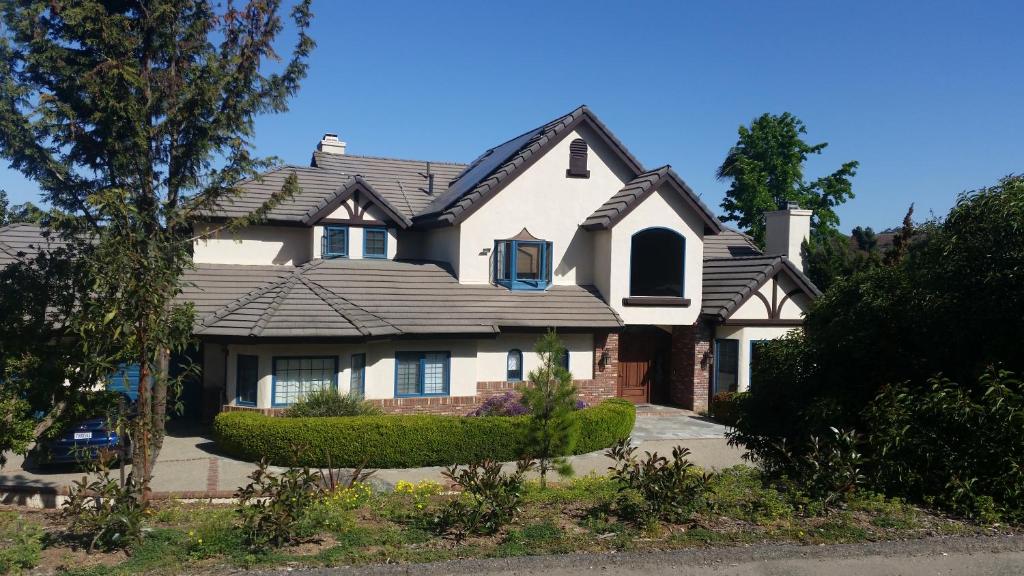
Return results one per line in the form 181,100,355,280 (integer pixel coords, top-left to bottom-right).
566,138,590,178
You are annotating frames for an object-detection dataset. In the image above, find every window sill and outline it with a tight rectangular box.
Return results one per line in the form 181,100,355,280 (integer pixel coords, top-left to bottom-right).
497,280,549,291
621,296,691,307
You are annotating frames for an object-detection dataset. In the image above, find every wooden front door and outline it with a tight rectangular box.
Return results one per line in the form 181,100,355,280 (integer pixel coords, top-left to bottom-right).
617,328,671,404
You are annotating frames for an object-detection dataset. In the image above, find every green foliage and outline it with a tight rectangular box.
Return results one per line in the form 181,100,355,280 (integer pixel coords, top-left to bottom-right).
0,0,314,492
0,393,34,469
62,467,146,552
519,330,581,486
708,391,742,426
213,399,634,468
0,190,43,227
606,439,710,527
0,511,42,575
863,369,1024,522
234,459,321,552
702,466,793,525
716,112,858,247
434,459,534,542
803,231,882,292
283,389,381,418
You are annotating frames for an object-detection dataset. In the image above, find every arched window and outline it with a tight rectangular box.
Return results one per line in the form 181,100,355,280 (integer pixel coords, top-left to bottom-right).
629,228,685,298
566,138,589,178
506,349,523,381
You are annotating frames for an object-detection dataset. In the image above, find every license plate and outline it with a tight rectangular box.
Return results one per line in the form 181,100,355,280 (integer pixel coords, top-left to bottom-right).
73,432,92,440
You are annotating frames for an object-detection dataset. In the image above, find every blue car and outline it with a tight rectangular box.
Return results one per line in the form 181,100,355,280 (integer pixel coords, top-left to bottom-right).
41,417,130,466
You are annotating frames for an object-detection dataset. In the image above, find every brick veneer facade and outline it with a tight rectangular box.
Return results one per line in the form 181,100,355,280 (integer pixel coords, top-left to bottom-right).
669,321,713,412
221,331,623,417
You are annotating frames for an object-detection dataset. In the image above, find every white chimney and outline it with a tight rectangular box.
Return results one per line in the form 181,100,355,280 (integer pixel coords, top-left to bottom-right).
764,202,812,272
317,133,346,155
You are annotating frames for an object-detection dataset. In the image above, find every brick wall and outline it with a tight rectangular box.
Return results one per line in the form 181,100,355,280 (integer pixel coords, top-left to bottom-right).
584,330,619,404
669,321,713,412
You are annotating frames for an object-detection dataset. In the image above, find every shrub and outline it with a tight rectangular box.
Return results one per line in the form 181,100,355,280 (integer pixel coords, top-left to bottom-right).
213,398,635,468
863,369,1024,522
434,458,534,541
702,466,793,525
0,511,42,574
606,438,711,527
709,392,742,426
520,330,580,486
284,389,381,418
468,391,528,417
62,467,146,552
235,459,321,552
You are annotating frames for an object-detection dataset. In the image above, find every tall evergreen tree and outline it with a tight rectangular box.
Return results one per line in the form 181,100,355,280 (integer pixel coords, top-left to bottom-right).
717,112,859,247
0,0,314,495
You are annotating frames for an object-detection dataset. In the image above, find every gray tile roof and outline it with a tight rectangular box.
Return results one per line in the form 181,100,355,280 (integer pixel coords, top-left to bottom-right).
184,259,623,338
703,228,760,258
701,254,821,321
581,166,722,233
414,105,646,227
0,223,70,265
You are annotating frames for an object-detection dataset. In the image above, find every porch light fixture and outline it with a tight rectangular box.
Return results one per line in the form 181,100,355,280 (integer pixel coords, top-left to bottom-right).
598,350,611,370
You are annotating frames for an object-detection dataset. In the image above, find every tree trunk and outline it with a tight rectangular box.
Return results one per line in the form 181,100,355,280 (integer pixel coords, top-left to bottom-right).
148,348,169,478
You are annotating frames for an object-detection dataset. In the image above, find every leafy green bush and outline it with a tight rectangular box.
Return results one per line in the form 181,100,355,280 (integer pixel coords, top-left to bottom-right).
702,466,793,525
283,389,381,418
863,369,1024,522
709,392,743,426
213,398,635,468
606,439,711,527
234,459,321,552
434,459,534,541
0,511,42,574
62,467,146,552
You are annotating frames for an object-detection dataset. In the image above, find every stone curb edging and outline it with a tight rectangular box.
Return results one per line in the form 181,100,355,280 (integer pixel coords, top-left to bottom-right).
1,483,238,509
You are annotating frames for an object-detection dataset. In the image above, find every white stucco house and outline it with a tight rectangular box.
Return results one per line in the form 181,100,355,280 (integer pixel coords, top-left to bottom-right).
0,106,820,416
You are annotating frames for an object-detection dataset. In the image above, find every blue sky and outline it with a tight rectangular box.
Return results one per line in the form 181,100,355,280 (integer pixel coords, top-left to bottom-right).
2,0,1021,231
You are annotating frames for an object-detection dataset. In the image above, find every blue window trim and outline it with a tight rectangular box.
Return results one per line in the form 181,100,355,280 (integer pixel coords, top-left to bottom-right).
713,339,740,396
393,351,451,398
493,239,552,291
362,227,388,259
628,227,686,298
350,353,366,396
506,349,523,382
235,354,259,406
322,225,349,258
270,355,339,407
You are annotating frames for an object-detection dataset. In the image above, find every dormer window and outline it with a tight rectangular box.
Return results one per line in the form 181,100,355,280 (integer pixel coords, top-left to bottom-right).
494,228,553,291
566,138,590,178
323,225,348,258
363,227,387,259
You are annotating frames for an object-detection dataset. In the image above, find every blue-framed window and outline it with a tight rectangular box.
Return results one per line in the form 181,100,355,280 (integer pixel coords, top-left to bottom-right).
236,354,259,406
350,353,366,396
506,349,523,381
629,228,685,297
322,225,348,258
394,352,450,397
560,348,570,372
494,239,553,290
272,356,338,407
363,227,388,259
713,339,739,395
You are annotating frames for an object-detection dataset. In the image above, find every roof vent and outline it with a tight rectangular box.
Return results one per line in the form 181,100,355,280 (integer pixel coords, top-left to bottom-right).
317,133,347,155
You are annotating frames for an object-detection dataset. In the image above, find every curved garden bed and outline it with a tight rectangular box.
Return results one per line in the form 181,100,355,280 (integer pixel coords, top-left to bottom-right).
212,398,636,468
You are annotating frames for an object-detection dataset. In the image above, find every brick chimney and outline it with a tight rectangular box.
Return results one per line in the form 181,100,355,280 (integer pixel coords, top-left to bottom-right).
764,202,812,272
317,133,346,155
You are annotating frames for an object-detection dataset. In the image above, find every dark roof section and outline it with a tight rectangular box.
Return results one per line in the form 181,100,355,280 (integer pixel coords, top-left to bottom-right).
0,223,70,265
300,175,413,228
581,166,723,233
703,228,760,258
701,255,821,321
182,259,623,338
313,153,466,219
414,105,647,227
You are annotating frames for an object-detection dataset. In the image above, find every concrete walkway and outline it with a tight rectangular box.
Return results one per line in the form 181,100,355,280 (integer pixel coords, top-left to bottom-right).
0,410,744,502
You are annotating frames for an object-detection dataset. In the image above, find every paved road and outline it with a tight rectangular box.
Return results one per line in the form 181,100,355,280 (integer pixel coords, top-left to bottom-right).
286,535,1024,576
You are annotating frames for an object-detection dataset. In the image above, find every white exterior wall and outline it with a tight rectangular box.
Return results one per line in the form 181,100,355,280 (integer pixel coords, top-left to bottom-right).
603,183,706,326
221,334,596,409
729,273,813,321
714,325,800,392
454,125,633,286
192,223,311,265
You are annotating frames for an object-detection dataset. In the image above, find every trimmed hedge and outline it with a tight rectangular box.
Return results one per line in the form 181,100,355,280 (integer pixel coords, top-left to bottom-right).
213,398,636,468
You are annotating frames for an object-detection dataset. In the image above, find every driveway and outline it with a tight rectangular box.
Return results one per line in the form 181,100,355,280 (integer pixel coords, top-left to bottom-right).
0,408,745,504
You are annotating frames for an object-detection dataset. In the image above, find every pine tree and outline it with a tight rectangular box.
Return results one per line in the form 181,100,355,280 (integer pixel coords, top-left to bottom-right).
519,330,580,488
